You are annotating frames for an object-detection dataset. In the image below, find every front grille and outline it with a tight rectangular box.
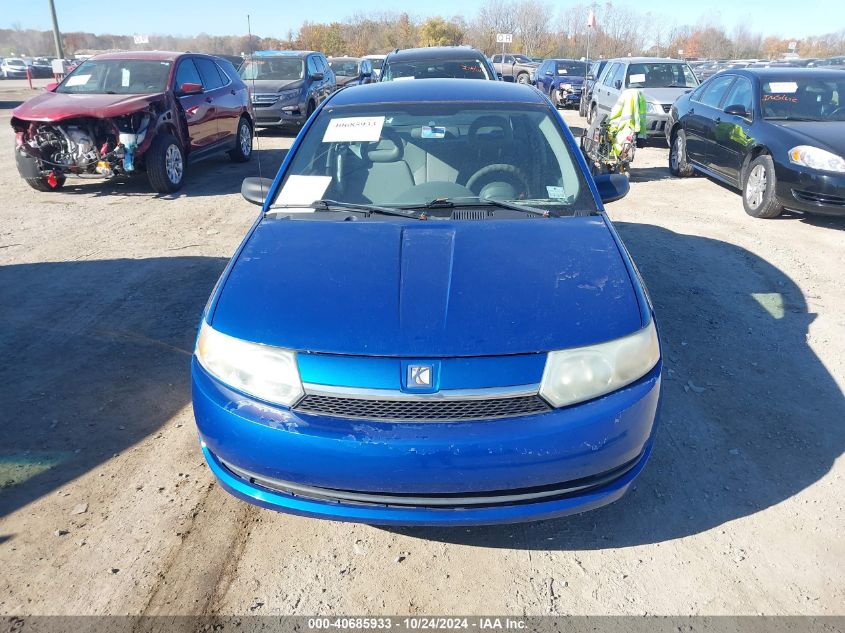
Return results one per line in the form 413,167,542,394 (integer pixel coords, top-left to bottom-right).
251,93,279,107
792,189,845,207
294,393,551,421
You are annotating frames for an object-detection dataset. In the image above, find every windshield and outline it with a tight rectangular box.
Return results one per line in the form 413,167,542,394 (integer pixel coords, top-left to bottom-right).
7,59,26,66
329,59,361,77
239,58,304,81
382,59,492,81
368,58,384,70
761,77,845,121
269,103,596,216
626,63,698,88
556,62,584,75
57,59,172,94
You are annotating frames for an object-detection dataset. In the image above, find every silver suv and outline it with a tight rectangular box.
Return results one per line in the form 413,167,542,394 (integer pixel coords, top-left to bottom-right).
589,57,698,138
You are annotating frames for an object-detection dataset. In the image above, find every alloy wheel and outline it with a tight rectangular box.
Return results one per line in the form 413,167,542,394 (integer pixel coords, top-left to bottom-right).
239,122,252,156
745,164,766,209
165,144,183,185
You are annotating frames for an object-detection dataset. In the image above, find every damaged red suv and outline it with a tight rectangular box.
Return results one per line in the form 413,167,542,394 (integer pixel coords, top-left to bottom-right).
11,51,253,193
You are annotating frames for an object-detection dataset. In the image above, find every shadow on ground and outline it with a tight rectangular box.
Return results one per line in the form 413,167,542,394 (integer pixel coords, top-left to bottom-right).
386,223,845,549
0,256,228,518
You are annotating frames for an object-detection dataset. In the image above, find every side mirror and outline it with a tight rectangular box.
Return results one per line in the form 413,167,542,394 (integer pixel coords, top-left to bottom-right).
241,177,275,206
311,72,324,80
179,82,203,95
502,75,515,83
496,72,503,80
725,104,749,117
614,79,622,90
586,73,595,80
545,70,553,76
594,173,630,204
45,82,58,92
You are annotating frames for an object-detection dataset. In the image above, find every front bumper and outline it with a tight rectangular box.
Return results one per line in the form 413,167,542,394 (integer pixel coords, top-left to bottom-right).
643,113,669,137
775,162,845,216
192,359,662,525
556,88,582,107
251,98,307,129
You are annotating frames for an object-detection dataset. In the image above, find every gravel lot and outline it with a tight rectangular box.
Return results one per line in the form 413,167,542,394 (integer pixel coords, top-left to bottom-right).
1,85,843,617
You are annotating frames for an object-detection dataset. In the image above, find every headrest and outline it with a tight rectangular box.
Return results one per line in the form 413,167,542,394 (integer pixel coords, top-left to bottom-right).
468,115,513,143
363,130,403,162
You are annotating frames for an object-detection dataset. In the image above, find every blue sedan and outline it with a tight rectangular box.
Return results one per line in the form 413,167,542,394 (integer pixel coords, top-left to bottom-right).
192,79,662,525
534,59,588,109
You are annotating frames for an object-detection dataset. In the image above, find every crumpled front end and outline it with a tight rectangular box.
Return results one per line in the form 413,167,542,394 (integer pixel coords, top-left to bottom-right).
12,108,156,185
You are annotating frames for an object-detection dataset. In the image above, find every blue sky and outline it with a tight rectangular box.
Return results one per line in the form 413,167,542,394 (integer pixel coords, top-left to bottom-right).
5,0,840,39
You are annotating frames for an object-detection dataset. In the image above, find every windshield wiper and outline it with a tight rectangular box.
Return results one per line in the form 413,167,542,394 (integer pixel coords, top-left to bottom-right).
407,197,558,217
765,116,822,122
276,199,421,219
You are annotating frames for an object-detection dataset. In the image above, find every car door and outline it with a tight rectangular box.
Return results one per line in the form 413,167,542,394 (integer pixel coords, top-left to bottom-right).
319,56,336,97
174,57,217,151
537,61,550,94
596,62,623,114
194,57,234,144
709,75,756,183
690,75,736,169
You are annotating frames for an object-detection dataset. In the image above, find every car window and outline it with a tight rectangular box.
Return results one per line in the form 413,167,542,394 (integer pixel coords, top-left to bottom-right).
723,77,753,114
382,58,493,81
195,58,224,90
556,61,583,75
609,63,625,88
761,76,845,121
270,103,596,215
626,63,697,88
491,55,501,64
307,56,319,77
601,63,619,87
57,59,172,95
318,56,331,75
504,56,514,64
175,59,202,89
698,75,735,108
214,61,232,86
239,57,304,81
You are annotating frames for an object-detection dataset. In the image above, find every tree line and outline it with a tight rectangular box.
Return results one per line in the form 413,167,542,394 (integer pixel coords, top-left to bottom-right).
3,1,845,60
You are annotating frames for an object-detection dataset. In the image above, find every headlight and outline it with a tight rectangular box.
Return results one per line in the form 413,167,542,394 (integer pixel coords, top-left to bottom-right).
195,321,303,406
646,101,661,114
277,88,300,102
539,320,660,408
788,146,845,173
560,83,573,92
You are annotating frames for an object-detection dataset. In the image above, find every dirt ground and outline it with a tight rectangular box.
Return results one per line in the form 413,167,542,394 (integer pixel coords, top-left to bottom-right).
0,86,843,617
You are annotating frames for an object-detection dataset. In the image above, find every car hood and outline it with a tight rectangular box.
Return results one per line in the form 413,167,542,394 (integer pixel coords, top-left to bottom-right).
12,91,164,122
768,120,845,154
247,78,304,92
211,216,643,357
641,87,694,105
556,75,585,86
335,75,360,87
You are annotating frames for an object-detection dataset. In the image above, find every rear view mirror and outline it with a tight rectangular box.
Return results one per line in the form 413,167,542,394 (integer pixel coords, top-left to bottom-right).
594,173,630,204
242,177,274,206
725,104,749,117
179,82,203,95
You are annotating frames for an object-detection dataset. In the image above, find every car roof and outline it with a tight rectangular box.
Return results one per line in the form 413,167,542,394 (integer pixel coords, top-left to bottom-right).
329,57,361,62
252,50,315,58
607,57,686,64
545,58,587,64
327,78,547,107
92,51,186,61
386,46,486,62
728,68,845,80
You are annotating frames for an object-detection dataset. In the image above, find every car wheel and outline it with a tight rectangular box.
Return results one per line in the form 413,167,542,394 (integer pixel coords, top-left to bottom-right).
579,96,587,117
516,73,530,85
551,90,561,108
742,155,783,219
146,132,185,193
228,116,253,163
25,173,65,192
669,129,695,177
306,100,316,119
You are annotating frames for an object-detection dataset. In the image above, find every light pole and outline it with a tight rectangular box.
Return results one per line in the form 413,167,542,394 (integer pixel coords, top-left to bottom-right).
48,0,65,59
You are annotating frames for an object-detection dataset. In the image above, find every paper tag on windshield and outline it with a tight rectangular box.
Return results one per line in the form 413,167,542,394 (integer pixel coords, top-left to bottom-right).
546,186,567,199
276,175,332,206
769,81,798,93
629,73,646,84
65,74,91,87
323,116,385,143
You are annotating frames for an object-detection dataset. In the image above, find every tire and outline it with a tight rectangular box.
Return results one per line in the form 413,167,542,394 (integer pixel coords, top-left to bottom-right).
306,100,316,119
579,96,587,117
551,90,561,109
146,132,185,193
516,73,530,85
669,128,695,177
228,116,253,163
742,154,783,219
25,174,65,192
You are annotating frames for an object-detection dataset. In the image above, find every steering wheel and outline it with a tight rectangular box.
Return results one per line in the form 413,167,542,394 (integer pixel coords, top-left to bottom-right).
828,105,845,119
465,164,530,196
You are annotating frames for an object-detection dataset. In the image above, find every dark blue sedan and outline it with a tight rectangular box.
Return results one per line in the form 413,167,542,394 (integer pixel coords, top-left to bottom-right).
534,59,588,109
192,80,662,525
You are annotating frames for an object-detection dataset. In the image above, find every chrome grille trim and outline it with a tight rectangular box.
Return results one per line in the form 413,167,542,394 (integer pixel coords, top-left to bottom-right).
301,382,540,401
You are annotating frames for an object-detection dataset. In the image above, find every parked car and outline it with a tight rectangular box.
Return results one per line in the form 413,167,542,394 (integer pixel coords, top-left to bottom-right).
11,51,253,193
238,50,336,131
328,57,375,87
31,57,55,78
1,58,29,79
580,59,609,117
380,47,497,81
534,58,586,108
192,78,661,526
589,57,699,138
362,54,386,80
667,68,845,218
490,53,539,84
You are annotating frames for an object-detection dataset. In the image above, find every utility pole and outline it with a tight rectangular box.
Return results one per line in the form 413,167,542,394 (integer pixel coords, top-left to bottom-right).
48,0,65,59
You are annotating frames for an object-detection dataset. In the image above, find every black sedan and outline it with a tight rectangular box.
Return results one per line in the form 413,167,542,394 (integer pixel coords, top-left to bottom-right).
666,68,845,218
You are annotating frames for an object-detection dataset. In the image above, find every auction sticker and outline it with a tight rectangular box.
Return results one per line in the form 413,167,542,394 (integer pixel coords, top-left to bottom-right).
276,175,332,206
323,116,385,143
